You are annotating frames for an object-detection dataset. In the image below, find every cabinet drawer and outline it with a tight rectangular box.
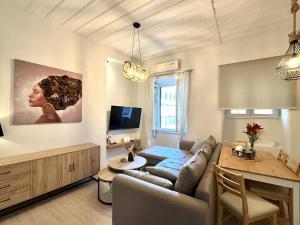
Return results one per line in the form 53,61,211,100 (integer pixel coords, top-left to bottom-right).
0,187,31,210
0,161,31,181
0,162,31,210
0,182,10,196
0,193,10,209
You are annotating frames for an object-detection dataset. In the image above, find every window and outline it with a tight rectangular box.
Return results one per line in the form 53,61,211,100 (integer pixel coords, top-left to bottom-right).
226,109,250,117
153,77,177,131
226,109,280,118
253,109,273,115
161,86,176,129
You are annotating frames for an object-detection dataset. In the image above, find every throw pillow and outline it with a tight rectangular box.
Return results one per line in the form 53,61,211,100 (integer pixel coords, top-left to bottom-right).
124,170,174,190
174,153,207,195
146,166,178,184
197,142,213,160
190,139,205,154
206,135,217,150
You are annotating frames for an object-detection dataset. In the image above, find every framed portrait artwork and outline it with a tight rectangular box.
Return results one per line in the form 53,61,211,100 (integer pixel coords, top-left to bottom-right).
13,59,82,125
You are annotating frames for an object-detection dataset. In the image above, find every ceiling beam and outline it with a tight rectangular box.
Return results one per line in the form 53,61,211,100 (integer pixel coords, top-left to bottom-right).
86,0,155,36
74,0,125,32
90,0,187,41
60,0,96,26
92,0,189,43
202,0,222,45
45,0,66,19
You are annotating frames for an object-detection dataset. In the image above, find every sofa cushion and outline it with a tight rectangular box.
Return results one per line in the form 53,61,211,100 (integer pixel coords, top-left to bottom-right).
174,153,207,195
179,141,196,151
155,158,187,175
206,135,217,150
146,166,178,183
137,146,192,163
124,170,174,190
197,142,213,161
190,139,206,154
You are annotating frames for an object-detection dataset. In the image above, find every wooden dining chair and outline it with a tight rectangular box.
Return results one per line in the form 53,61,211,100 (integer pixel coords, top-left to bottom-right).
249,157,300,225
277,150,288,164
285,157,300,176
213,164,278,225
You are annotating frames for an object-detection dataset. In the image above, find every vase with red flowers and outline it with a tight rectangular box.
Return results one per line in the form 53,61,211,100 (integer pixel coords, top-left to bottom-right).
244,123,263,151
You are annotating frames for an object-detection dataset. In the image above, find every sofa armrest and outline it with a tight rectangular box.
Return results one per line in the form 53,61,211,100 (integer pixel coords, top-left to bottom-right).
179,141,195,151
112,174,209,225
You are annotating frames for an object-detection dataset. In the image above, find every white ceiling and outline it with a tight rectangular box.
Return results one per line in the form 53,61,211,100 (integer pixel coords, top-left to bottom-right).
11,0,292,57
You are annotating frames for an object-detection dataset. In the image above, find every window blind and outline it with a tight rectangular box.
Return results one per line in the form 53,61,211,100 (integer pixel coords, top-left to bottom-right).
218,56,297,109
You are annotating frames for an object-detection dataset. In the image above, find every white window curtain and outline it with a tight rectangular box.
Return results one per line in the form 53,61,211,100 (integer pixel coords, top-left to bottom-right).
176,70,191,141
144,76,156,147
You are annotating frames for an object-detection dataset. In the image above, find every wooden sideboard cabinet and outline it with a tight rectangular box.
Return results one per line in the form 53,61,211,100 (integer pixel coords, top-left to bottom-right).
0,143,100,210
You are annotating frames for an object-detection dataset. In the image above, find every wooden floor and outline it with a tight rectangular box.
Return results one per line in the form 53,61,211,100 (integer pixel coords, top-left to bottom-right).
0,180,289,225
0,181,112,225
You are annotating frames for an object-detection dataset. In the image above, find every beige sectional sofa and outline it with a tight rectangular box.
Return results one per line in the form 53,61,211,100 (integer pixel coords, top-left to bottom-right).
112,137,222,225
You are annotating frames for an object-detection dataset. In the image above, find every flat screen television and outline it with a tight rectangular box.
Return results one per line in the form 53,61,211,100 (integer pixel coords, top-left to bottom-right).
108,105,142,130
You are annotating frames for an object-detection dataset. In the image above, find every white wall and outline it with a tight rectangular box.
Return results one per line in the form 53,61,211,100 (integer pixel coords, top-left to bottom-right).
0,1,87,157
106,58,141,160
142,47,224,146
289,81,300,159
143,23,300,159
84,43,130,168
223,118,284,147
150,132,180,148
0,1,131,169
106,59,138,109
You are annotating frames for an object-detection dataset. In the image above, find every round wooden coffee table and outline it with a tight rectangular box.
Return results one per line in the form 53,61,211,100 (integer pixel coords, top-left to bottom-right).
108,156,147,171
97,156,147,204
97,168,118,205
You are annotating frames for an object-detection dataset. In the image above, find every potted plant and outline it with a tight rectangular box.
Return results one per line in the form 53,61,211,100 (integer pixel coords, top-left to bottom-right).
244,123,263,151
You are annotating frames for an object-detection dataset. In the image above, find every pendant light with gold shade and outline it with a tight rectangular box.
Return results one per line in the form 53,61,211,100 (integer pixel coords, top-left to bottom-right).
123,22,149,82
277,0,300,80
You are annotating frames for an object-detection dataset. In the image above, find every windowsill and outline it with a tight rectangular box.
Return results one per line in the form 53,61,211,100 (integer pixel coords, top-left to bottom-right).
155,129,179,135
225,116,280,119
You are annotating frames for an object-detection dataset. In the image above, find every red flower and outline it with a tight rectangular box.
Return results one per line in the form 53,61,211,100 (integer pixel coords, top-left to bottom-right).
243,123,263,135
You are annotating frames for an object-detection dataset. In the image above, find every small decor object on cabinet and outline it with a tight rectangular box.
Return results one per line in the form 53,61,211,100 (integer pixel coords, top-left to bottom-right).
106,135,112,144
120,156,127,162
123,136,130,143
243,123,263,151
231,145,256,160
126,144,135,162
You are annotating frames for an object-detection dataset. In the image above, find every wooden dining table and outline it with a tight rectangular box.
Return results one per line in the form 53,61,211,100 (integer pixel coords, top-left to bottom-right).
218,146,300,225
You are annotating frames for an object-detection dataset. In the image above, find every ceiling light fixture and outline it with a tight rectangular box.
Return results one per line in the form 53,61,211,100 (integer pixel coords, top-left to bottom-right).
123,22,149,82
277,0,300,80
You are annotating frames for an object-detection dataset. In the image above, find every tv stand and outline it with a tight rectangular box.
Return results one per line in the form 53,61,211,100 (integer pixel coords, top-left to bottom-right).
107,139,141,150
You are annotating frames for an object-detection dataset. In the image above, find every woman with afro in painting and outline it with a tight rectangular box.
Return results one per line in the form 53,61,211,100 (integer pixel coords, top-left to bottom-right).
28,75,82,123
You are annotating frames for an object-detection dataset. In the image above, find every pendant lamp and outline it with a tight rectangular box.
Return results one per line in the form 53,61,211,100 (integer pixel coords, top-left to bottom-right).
277,0,300,80
123,22,149,82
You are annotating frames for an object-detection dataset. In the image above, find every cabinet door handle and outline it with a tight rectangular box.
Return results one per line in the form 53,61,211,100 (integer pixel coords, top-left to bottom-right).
0,185,10,190
0,171,10,176
69,164,72,172
72,163,75,171
0,198,10,203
